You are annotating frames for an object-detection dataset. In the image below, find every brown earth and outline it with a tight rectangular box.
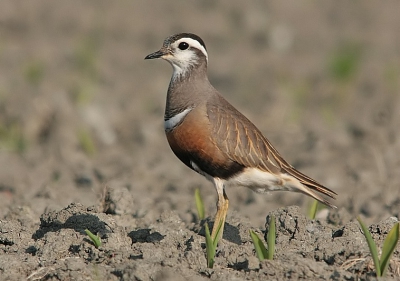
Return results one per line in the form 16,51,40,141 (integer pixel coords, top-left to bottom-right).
0,1,400,280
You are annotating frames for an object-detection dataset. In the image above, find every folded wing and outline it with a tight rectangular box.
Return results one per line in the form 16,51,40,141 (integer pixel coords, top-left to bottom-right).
207,95,337,204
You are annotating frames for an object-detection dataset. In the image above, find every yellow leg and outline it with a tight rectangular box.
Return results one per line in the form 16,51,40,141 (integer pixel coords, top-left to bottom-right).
211,179,229,242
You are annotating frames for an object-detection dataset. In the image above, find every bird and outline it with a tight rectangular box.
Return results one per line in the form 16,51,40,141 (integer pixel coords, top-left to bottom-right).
145,33,336,241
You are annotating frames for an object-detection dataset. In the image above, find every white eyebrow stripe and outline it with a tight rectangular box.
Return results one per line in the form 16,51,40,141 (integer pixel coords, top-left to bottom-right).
164,108,193,131
176,38,208,62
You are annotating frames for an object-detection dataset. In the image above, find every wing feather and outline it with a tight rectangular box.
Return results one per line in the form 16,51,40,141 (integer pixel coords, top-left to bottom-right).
207,95,337,201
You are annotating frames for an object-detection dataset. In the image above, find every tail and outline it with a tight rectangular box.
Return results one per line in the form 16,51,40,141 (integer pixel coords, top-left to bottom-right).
280,170,337,209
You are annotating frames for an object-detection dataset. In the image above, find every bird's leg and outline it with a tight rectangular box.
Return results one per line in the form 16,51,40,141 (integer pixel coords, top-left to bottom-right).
211,179,229,242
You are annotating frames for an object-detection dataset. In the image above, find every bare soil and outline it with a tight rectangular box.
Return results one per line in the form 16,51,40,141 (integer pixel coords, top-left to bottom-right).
1,1,400,280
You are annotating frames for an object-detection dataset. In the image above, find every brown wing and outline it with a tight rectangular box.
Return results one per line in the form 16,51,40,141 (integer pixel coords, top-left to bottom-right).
207,94,337,200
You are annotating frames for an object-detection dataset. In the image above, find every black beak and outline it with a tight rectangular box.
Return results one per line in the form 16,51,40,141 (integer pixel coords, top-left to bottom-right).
144,50,165,60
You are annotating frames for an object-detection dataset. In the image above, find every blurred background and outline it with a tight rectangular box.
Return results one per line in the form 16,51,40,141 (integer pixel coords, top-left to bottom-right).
0,1,399,227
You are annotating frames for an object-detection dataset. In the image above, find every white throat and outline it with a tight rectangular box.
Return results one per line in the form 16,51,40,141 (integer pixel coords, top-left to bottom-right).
171,62,193,79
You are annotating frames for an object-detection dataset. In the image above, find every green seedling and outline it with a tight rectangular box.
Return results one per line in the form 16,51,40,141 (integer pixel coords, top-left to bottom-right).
78,128,96,156
357,217,399,277
85,229,102,248
195,188,205,220
266,216,276,260
328,44,361,83
204,220,223,268
308,200,319,220
249,230,268,260
250,215,276,261
70,83,95,106
194,189,224,268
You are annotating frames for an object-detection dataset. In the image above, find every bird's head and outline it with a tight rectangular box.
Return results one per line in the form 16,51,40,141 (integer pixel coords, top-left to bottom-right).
145,33,208,79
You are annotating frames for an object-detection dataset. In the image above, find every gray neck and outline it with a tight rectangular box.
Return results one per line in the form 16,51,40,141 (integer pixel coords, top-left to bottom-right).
165,61,213,120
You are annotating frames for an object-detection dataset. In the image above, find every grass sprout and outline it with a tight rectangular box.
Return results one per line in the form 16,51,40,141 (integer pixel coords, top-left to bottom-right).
266,216,276,260
329,44,361,83
85,229,102,248
357,217,399,277
195,188,205,220
249,230,268,260
204,220,223,268
194,188,222,268
78,128,96,156
308,200,319,220
250,215,276,261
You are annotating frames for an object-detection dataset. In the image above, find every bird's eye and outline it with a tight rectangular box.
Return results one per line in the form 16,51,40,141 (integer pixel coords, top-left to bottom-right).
178,42,189,50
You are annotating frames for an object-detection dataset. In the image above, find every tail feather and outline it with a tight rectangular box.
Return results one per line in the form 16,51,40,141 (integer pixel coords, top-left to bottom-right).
281,172,337,208
282,166,337,197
